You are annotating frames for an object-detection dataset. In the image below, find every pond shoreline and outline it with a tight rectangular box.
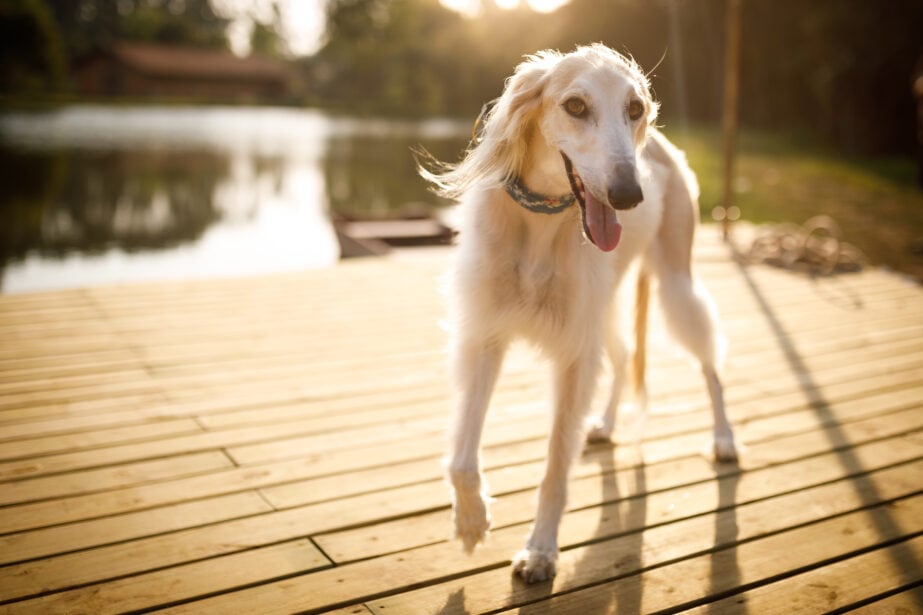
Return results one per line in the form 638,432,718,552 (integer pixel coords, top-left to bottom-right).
0,105,470,293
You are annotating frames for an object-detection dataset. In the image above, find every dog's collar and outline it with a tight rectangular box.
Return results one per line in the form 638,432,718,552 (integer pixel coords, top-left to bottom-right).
504,176,575,215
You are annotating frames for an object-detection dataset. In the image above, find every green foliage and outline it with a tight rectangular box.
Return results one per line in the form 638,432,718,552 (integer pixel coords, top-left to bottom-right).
672,126,923,278
313,0,923,155
734,0,923,154
0,0,66,94
312,0,568,116
251,21,283,58
5,0,922,155
117,1,229,48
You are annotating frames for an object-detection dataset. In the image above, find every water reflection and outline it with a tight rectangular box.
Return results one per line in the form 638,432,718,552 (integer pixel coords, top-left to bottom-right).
0,105,469,293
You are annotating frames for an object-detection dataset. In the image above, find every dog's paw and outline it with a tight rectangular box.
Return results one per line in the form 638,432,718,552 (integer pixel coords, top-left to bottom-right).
453,495,491,553
712,434,739,463
512,547,557,583
449,467,492,552
585,417,613,443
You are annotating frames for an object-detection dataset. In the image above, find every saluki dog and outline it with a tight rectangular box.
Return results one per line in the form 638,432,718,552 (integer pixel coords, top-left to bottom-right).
420,44,737,583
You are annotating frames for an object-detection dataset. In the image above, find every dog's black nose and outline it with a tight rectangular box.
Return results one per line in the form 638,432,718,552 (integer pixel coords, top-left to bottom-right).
608,164,643,210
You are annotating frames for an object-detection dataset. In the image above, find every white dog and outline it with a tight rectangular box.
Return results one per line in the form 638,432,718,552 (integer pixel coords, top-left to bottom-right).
420,44,737,583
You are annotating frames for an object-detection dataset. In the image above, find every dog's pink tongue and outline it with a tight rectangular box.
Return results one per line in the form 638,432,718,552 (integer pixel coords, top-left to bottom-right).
586,192,622,252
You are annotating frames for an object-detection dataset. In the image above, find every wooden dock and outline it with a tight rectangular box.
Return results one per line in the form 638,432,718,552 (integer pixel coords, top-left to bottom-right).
0,226,921,614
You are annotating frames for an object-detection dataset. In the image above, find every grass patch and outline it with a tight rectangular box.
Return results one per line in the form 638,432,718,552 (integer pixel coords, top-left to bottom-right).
667,126,923,281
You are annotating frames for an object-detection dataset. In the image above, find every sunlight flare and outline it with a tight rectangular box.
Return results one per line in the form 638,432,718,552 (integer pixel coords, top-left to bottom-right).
439,0,570,16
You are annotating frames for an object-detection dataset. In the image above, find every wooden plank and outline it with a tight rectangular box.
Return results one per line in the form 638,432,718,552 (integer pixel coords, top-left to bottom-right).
0,498,350,603
157,478,923,614
0,539,331,614
0,330,912,436
0,407,441,480
0,403,193,442
0,365,154,398
0,450,232,506
158,317,923,403
0,227,919,615
118,309,923,382
135,328,920,452
262,400,923,515
0,456,329,534
0,378,166,414
678,536,923,614
0,418,203,461
313,431,923,563
199,341,923,441
0,392,169,426
0,349,141,385
1,290,908,430
339,218,451,241
848,588,923,613
229,374,923,470
371,487,923,615
495,512,923,614
3,375,915,538
0,491,272,566
319,607,375,615
126,316,920,422
0,334,130,363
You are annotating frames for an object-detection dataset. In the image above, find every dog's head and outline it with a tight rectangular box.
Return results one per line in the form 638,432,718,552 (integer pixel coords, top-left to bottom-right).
487,45,659,251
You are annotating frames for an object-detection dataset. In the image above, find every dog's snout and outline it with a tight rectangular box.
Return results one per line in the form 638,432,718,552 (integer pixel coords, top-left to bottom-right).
608,164,643,210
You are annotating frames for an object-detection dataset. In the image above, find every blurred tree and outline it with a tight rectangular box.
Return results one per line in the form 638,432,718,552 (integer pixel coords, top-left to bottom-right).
313,0,467,114
738,0,923,154
251,20,283,58
0,0,66,94
4,0,920,154
313,0,922,154
119,0,229,48
44,0,229,60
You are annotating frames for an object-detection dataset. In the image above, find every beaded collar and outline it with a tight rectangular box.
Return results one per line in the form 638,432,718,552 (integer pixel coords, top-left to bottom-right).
503,176,576,215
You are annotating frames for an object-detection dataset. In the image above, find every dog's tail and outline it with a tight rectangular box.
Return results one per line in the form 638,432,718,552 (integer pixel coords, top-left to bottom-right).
632,271,650,404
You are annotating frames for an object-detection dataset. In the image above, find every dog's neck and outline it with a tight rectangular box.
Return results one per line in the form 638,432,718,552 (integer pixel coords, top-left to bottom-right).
497,128,584,262
516,128,574,203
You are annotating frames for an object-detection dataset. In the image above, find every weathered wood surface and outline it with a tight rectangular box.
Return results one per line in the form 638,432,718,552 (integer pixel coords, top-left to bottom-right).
0,227,921,614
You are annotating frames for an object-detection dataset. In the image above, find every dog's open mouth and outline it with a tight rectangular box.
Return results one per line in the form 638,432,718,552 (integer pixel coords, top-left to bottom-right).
561,153,622,252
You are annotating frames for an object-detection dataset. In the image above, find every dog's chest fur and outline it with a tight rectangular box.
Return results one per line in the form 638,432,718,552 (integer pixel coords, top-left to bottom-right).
474,200,616,342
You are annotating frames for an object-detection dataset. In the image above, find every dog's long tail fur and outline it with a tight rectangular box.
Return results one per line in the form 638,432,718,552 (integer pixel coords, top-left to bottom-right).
632,271,650,397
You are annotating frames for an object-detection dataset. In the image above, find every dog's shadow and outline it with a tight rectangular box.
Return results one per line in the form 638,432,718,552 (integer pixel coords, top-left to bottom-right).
437,588,468,614
706,468,744,615
505,442,648,615
562,453,744,614
571,443,648,615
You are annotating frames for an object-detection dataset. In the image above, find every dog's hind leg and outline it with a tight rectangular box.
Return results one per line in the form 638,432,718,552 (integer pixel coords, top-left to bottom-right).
447,336,507,553
585,329,627,443
656,270,737,461
703,362,736,461
514,347,601,582
587,270,650,444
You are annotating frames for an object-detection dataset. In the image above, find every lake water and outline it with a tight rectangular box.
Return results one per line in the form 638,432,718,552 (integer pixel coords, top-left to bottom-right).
0,105,470,293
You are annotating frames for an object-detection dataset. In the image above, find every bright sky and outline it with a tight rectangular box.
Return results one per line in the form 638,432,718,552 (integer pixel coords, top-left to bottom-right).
441,0,570,18
211,0,327,56
212,0,570,57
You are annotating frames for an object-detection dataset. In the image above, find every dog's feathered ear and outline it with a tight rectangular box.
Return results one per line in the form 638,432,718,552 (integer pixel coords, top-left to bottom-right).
504,61,549,118
417,51,559,198
479,52,559,181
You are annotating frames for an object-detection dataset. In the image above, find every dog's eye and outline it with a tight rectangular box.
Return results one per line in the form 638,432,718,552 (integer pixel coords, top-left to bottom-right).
563,97,588,118
627,99,645,121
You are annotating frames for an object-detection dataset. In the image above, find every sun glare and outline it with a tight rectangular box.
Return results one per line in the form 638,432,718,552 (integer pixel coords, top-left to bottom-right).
439,0,570,17
494,0,519,10
528,0,570,13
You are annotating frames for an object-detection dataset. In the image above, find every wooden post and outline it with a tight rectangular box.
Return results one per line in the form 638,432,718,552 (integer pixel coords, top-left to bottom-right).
720,0,742,242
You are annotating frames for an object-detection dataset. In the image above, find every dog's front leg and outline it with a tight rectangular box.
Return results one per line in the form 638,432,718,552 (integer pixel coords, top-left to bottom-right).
513,348,600,583
447,336,507,553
